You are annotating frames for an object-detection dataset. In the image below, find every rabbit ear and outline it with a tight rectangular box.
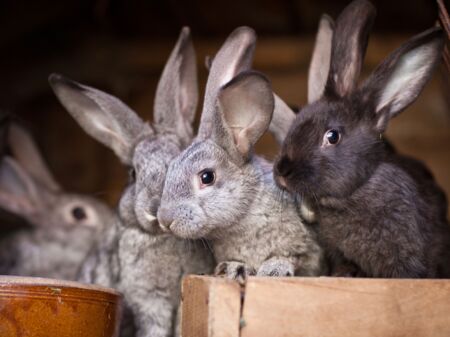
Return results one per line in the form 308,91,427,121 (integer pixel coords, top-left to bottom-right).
49,74,151,165
0,157,41,217
153,27,198,146
269,94,296,145
308,14,334,103
8,124,61,192
198,26,256,139
324,0,376,98
360,28,444,132
214,71,274,160
205,55,213,71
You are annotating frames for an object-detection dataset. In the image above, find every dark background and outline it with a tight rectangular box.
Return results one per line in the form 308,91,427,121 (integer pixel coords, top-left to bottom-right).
0,0,448,213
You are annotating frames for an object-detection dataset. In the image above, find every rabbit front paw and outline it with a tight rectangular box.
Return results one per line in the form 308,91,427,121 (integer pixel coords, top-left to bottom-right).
257,257,295,277
214,261,255,283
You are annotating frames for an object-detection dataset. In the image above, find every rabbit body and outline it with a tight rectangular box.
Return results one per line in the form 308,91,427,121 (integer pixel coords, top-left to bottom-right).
0,124,114,280
159,27,324,279
78,136,214,337
274,0,450,278
314,149,449,277
163,142,323,277
51,27,214,337
0,213,102,279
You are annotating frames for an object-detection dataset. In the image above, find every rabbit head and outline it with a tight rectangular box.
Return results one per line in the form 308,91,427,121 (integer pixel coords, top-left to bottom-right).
49,27,198,234
274,0,444,200
158,27,274,239
0,124,112,230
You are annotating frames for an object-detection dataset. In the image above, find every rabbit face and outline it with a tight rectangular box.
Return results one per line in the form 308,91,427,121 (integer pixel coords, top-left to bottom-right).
274,0,443,202
159,71,275,239
50,27,200,234
52,194,112,230
159,139,258,239
275,98,383,199
120,136,181,233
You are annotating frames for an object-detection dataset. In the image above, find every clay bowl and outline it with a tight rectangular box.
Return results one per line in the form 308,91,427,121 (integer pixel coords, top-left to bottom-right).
0,276,122,337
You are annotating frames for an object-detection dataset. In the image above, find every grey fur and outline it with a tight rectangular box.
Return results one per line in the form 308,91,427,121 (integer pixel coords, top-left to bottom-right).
158,43,325,280
308,14,334,103
275,1,449,278
0,125,114,280
50,27,213,337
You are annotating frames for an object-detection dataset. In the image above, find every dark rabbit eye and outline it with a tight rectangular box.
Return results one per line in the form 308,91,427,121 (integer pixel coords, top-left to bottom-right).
72,207,87,221
199,169,215,187
128,168,136,182
324,129,340,145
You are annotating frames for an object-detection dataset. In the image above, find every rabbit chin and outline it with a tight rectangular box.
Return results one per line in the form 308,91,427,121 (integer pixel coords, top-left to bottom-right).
169,220,212,240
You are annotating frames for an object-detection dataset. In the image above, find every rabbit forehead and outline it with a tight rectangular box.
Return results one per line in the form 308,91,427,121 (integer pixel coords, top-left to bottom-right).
297,98,356,124
133,136,181,168
173,140,232,172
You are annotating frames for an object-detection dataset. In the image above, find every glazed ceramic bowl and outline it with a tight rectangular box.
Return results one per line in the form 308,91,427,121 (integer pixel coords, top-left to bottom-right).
0,276,122,337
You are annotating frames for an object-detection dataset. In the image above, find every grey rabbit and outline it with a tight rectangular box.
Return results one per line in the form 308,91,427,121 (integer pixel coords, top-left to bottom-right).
274,0,450,278
50,27,214,337
0,123,114,280
157,27,325,280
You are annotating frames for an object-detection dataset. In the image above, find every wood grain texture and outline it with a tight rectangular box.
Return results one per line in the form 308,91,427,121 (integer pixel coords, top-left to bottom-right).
240,277,450,337
181,276,450,337
181,275,241,337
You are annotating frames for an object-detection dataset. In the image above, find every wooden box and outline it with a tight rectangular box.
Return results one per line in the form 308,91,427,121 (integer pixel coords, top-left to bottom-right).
181,276,450,337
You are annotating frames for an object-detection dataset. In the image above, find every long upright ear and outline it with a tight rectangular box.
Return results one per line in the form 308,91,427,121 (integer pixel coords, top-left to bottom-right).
198,26,256,139
360,27,444,132
0,157,41,218
8,124,61,192
324,0,376,98
269,94,296,145
308,14,334,103
153,27,198,147
49,74,151,164
213,71,274,161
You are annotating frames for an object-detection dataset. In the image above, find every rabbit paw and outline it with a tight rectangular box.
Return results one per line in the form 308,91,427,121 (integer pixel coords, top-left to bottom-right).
214,261,255,283
257,257,295,277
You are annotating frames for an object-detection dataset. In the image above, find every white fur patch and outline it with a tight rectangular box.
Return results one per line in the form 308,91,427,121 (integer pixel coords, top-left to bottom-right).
300,202,316,223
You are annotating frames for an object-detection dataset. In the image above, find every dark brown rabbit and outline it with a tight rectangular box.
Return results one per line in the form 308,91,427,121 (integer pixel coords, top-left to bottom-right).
274,0,450,278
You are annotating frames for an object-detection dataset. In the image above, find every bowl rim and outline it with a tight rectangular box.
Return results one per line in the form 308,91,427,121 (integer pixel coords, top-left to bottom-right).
0,275,121,296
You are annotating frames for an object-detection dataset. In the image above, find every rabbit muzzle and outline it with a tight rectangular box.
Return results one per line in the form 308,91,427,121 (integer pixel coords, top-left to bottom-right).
157,207,173,233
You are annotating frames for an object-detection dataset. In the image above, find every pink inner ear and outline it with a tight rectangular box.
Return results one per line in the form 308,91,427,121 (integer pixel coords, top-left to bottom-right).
0,192,35,217
236,128,251,156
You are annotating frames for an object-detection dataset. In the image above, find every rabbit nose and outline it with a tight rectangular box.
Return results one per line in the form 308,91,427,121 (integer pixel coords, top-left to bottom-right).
275,156,293,177
157,207,173,232
149,197,161,215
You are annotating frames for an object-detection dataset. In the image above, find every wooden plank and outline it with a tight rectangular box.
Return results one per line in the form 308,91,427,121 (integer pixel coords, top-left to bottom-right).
240,277,450,337
181,275,241,337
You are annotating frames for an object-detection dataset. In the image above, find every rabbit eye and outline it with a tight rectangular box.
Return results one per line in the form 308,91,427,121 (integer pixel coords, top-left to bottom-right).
199,169,215,187
128,168,136,183
72,207,87,221
324,129,340,145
